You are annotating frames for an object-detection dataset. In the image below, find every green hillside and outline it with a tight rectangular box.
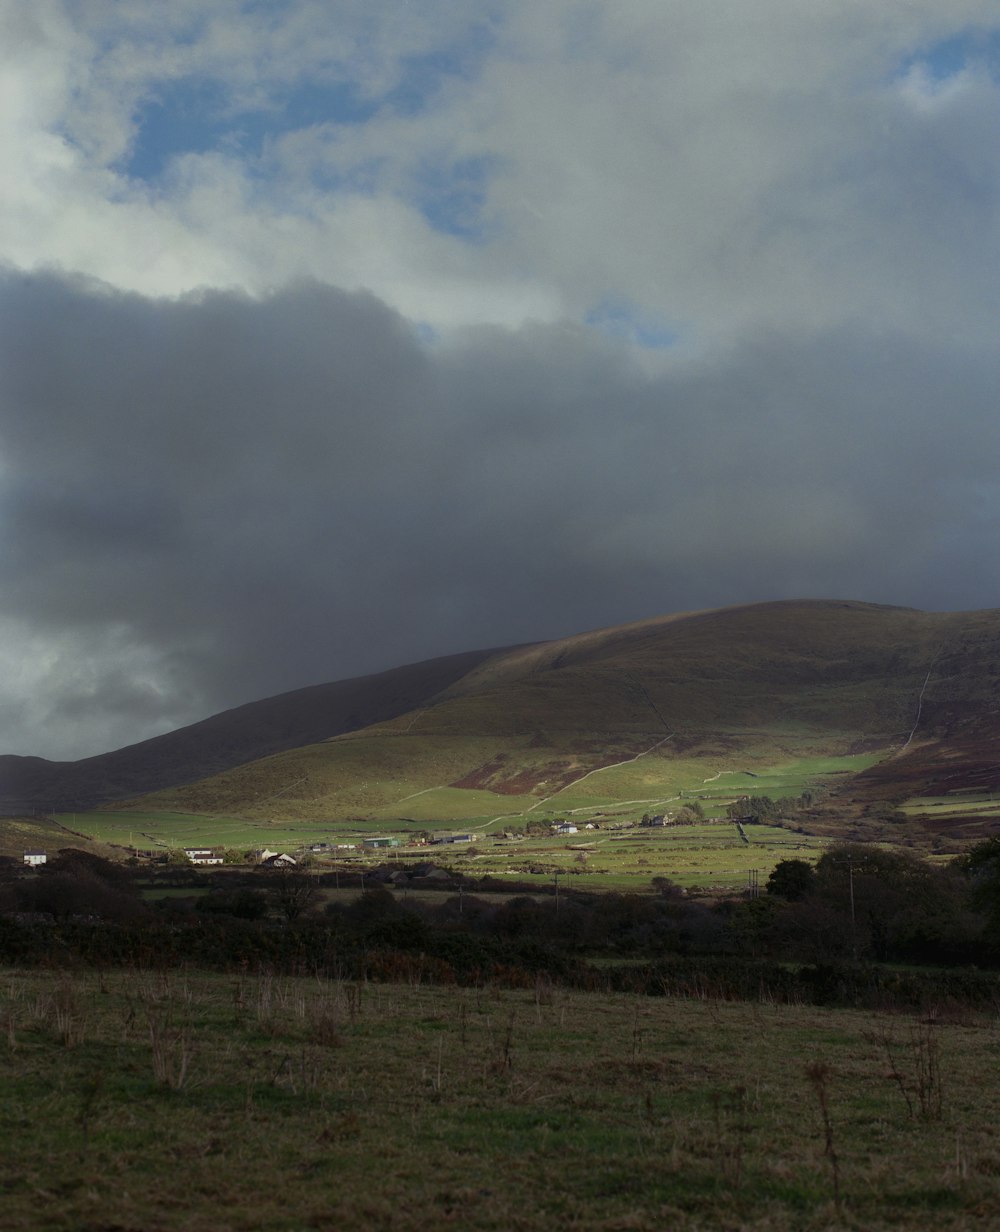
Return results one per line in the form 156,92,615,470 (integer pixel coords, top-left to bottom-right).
116,600,1000,841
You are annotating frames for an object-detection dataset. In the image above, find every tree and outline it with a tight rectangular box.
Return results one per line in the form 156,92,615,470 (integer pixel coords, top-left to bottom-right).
21,851,146,922
955,837,1000,940
726,796,778,822
814,843,955,962
269,870,321,922
766,859,816,901
197,888,269,920
956,836,1000,879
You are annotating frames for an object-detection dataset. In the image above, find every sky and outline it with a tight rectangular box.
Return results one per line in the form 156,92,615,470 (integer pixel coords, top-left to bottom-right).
3,1,1000,761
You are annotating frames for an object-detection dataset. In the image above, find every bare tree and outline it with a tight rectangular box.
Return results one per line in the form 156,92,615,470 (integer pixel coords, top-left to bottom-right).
270,870,321,922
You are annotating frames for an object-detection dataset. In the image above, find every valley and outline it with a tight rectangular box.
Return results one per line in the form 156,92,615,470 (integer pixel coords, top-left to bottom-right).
8,599,1000,886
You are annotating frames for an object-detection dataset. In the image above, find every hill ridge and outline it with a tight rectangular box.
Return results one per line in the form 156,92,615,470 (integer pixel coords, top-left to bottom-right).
7,599,1000,824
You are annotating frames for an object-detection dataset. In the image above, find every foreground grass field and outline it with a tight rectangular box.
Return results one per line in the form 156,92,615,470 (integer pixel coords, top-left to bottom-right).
3,969,1000,1230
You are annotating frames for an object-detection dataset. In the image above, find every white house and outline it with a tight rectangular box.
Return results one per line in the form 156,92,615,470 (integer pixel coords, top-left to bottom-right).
22,850,47,866
183,848,223,865
261,852,297,867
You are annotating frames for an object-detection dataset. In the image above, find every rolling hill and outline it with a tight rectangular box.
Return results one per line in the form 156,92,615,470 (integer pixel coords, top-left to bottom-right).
8,599,1000,842
0,646,507,813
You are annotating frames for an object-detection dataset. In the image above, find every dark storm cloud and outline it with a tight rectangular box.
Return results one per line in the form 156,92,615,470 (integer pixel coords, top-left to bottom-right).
1,269,999,757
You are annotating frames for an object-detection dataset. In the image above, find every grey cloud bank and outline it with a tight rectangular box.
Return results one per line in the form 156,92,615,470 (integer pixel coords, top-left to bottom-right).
1,271,998,759
2,2,1000,760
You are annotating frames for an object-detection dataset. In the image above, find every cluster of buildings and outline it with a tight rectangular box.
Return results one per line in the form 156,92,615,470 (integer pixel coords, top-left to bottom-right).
182,847,298,867
21,819,598,872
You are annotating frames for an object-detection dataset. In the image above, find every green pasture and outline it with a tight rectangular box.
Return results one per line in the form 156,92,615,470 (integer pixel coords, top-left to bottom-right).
367,785,539,825
135,727,886,828
57,808,829,894
362,750,886,835
53,810,346,852
901,792,1000,818
3,968,999,1230
56,748,878,894
394,823,828,892
683,752,883,806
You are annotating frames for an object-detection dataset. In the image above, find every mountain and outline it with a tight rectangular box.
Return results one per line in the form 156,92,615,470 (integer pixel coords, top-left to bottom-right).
0,647,507,813
9,600,1000,833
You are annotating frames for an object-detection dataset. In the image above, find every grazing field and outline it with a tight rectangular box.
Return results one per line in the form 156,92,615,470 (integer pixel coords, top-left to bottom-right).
57,807,830,893
50,749,883,897
420,824,828,892
2,968,1000,1230
901,792,1000,818
50,810,342,852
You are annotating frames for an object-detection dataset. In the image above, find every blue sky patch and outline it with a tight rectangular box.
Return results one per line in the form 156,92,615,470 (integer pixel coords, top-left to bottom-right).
387,20,499,116
120,17,501,187
585,298,680,350
410,155,498,240
897,28,1000,84
123,75,378,181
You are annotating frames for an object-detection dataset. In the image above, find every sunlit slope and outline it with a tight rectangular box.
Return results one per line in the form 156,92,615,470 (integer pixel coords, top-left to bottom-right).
127,600,1000,821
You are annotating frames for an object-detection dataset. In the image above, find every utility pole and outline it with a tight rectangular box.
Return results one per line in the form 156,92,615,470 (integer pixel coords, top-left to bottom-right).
847,856,857,961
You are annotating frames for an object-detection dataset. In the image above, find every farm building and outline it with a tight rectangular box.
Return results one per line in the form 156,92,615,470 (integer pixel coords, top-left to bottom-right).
431,832,477,845
261,852,297,867
554,823,578,834
362,837,402,850
184,848,223,865
22,850,47,866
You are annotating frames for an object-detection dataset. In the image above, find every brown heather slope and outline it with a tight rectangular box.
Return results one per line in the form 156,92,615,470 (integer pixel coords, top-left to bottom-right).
0,646,512,813
0,815,119,861
124,599,1000,823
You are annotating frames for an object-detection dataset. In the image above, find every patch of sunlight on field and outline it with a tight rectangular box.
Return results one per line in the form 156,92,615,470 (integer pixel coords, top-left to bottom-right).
433,821,831,893
900,793,1000,817
59,811,353,850
370,786,538,824
462,751,847,824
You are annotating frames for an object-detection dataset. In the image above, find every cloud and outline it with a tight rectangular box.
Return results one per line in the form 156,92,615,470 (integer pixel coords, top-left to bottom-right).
2,270,999,758
0,3,996,336
2,3,1000,758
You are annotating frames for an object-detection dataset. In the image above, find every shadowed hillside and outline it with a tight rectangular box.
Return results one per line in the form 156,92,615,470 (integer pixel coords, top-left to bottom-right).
0,647,509,812
0,815,119,861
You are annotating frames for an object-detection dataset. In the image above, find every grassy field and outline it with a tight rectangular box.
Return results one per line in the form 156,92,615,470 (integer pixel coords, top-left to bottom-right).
901,792,1000,818
128,732,887,826
50,810,346,852
421,824,827,892
55,808,829,893
2,967,999,1230
39,742,947,897
53,746,876,853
